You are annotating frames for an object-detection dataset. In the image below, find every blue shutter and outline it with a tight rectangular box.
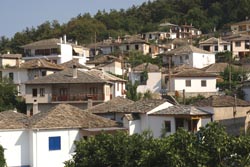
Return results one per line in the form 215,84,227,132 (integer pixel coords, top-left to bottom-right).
49,136,61,150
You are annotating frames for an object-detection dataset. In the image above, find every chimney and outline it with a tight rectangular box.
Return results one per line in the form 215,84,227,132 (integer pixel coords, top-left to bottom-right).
7,51,10,54
75,40,78,45
33,100,39,115
87,99,93,108
73,64,77,78
60,37,63,44
63,34,67,44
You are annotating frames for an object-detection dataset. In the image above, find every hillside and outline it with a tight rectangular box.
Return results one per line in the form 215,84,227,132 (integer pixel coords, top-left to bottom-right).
1,0,250,53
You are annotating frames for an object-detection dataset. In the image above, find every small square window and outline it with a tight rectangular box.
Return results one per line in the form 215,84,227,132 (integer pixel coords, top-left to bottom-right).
164,121,171,132
186,80,191,87
214,45,218,51
201,80,207,87
49,136,61,151
32,89,37,97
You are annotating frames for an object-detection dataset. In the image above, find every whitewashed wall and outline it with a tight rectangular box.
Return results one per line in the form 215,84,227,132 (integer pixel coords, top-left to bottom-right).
148,116,175,138
31,129,80,167
0,130,30,167
173,77,217,93
191,53,215,69
60,44,73,64
137,72,162,93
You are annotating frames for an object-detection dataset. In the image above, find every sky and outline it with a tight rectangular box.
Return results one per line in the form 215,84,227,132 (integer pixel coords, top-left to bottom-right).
0,0,149,38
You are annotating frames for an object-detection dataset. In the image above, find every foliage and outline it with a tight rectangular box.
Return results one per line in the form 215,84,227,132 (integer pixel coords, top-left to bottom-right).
0,77,26,113
125,81,142,101
0,145,5,167
143,90,153,100
0,77,18,111
65,122,250,167
217,65,246,98
3,0,249,53
176,94,205,105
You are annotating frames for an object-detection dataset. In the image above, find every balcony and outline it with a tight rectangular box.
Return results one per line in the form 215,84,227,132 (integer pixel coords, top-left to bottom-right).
52,93,105,102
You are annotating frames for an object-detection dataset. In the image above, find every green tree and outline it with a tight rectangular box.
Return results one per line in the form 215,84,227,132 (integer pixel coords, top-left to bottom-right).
0,145,5,167
126,81,142,101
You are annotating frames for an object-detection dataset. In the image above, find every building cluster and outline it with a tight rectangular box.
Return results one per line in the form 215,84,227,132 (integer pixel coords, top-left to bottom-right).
1,20,250,167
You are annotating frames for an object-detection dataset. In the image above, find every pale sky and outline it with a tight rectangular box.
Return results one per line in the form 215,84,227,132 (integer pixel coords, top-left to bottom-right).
0,0,149,38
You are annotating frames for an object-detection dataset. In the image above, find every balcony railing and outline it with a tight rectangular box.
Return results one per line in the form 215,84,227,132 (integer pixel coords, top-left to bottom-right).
52,93,105,102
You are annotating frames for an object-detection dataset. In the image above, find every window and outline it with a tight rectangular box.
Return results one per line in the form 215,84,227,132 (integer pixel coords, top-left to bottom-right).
214,45,218,51
224,45,228,51
203,45,210,51
185,55,189,60
245,40,250,49
235,41,241,47
135,44,139,50
201,80,207,87
164,121,171,132
9,72,14,80
40,88,45,97
32,89,37,97
41,71,46,76
90,87,98,94
126,45,130,50
180,56,183,64
185,80,191,87
49,136,61,151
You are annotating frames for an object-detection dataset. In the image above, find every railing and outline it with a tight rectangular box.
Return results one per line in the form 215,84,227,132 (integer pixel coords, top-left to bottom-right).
51,93,105,102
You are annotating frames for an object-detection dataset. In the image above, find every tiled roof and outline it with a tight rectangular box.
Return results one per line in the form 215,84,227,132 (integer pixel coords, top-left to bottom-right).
87,69,126,82
165,45,213,55
231,20,250,26
0,54,22,59
18,59,64,70
0,111,29,129
26,68,107,84
133,63,160,72
201,63,241,74
199,37,230,45
86,55,121,65
86,96,134,114
150,105,212,116
29,104,119,129
120,99,168,113
173,67,217,77
21,38,60,48
61,59,90,70
194,95,250,107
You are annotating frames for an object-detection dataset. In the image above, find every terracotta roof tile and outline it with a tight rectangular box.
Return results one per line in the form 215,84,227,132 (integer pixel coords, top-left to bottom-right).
194,95,250,107
133,63,160,72
150,105,212,116
165,45,213,55
0,111,29,129
29,104,119,129
86,97,134,114
26,68,107,84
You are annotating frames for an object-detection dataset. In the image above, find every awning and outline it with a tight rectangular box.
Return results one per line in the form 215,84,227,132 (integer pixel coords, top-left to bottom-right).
73,47,84,55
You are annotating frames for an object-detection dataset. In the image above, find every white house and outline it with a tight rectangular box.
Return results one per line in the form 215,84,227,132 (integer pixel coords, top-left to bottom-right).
0,104,120,167
0,53,22,68
86,55,123,75
121,99,211,138
129,63,162,94
199,37,231,54
21,35,89,65
0,59,64,96
163,45,215,69
164,66,218,97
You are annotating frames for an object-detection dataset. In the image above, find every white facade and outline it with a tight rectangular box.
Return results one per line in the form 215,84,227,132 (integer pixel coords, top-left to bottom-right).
0,128,82,167
31,129,80,167
130,72,162,94
0,130,30,167
101,61,123,76
171,77,217,93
